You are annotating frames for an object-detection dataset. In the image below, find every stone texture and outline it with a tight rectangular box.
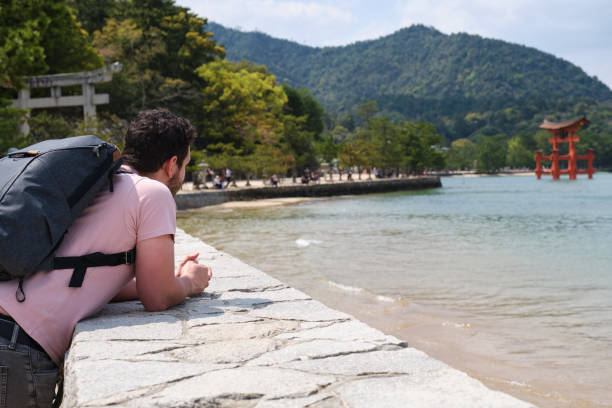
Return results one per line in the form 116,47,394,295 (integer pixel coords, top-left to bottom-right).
246,339,379,366
275,319,403,345
63,228,533,408
73,314,182,341
188,320,300,342
335,373,534,408
168,338,281,364
279,348,447,376
248,299,353,322
121,367,336,407
64,359,229,406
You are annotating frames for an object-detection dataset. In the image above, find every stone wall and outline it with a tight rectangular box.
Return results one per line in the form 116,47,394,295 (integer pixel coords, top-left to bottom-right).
62,229,533,407
175,177,442,210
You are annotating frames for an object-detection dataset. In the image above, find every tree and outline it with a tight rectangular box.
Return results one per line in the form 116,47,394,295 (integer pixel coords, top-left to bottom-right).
506,134,534,168
356,101,379,127
399,122,445,174
91,1,224,119
196,60,287,149
282,85,324,137
476,134,507,173
337,139,375,180
197,60,297,179
0,0,102,88
0,104,29,154
445,138,477,170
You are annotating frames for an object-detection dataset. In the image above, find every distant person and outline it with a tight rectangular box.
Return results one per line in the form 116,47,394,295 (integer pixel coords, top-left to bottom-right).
213,174,222,189
301,173,310,184
224,167,232,188
270,174,279,187
347,168,353,181
310,171,319,184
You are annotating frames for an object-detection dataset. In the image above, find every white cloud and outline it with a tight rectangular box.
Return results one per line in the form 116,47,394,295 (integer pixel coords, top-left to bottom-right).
181,0,357,46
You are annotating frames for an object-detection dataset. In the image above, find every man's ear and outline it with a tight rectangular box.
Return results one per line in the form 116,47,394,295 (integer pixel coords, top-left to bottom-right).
162,155,179,178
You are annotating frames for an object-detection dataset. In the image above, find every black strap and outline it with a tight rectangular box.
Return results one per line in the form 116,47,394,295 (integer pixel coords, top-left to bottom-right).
16,277,26,303
53,248,136,288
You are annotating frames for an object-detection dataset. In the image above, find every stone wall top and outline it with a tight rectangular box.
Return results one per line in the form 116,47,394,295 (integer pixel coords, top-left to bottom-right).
175,176,442,210
62,229,532,407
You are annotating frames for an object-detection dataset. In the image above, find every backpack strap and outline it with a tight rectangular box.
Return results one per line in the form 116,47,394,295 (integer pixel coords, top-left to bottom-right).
52,248,137,288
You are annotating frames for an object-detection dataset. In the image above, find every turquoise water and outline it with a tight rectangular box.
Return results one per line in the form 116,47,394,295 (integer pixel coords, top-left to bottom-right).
178,174,612,407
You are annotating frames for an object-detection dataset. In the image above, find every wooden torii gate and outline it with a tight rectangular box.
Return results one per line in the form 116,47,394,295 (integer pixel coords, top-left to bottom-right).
9,62,122,134
534,116,595,180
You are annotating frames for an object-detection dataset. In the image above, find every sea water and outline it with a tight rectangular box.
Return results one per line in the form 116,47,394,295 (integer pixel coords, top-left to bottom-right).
177,174,612,407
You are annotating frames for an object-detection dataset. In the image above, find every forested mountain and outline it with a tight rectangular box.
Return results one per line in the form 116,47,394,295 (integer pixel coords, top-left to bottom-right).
209,22,611,108
208,22,612,142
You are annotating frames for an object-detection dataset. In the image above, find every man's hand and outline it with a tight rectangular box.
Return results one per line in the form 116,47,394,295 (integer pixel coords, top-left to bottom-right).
178,260,212,297
176,252,200,277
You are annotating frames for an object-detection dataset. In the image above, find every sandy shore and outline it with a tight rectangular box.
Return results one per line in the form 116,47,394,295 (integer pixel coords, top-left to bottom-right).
202,197,316,209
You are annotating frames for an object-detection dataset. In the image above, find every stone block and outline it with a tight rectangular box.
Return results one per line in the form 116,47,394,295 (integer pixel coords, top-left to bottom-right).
121,367,336,407
279,348,447,376
188,320,300,342
335,372,534,408
248,300,352,322
73,314,182,341
246,339,378,366
64,360,228,406
275,320,401,345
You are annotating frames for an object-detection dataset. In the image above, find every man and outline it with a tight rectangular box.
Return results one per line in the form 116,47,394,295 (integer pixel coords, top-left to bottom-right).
0,109,212,407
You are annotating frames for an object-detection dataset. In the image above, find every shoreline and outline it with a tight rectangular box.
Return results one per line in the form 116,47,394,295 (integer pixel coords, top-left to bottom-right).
176,176,611,408
63,229,531,407
175,176,442,210
305,282,603,408
194,197,318,210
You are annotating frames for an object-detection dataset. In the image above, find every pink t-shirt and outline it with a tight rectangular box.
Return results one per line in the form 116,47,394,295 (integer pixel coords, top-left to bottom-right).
0,168,176,365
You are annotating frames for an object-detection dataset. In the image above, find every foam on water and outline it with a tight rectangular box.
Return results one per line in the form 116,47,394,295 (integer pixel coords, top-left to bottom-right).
295,238,322,248
327,280,364,293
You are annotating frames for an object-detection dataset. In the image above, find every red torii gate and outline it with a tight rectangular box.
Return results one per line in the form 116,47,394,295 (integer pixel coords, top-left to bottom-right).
534,116,595,180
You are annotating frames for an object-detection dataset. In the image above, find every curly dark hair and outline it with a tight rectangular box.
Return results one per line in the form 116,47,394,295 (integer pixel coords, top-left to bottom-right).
122,109,196,173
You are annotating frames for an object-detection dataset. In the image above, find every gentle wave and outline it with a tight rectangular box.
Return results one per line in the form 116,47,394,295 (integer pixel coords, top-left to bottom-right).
327,281,398,303
327,280,365,293
376,295,397,303
295,238,323,248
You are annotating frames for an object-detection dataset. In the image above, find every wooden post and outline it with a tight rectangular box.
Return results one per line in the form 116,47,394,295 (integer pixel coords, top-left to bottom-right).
568,132,576,180
534,150,543,179
551,149,560,180
587,148,595,179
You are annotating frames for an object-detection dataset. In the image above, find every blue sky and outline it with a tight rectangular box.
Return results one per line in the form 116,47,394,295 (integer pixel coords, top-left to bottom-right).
176,0,612,90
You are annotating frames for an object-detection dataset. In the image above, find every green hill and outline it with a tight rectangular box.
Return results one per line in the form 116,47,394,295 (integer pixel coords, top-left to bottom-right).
208,22,612,140
209,22,611,105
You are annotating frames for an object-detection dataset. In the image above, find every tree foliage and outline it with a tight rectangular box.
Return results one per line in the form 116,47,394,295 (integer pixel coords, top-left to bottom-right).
0,0,102,88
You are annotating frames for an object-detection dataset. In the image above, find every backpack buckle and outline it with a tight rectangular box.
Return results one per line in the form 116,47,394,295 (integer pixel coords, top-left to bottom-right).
124,249,136,265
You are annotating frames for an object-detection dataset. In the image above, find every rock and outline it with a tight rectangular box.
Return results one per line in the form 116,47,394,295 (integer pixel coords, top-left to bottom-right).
335,373,534,408
279,348,447,376
123,367,336,407
246,339,378,366
248,300,352,322
73,314,182,341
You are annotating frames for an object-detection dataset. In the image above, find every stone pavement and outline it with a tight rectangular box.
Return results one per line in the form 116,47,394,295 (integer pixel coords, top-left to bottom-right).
62,229,534,407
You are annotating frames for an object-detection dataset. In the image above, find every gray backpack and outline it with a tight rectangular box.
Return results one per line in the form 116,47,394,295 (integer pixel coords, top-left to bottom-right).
0,135,135,301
